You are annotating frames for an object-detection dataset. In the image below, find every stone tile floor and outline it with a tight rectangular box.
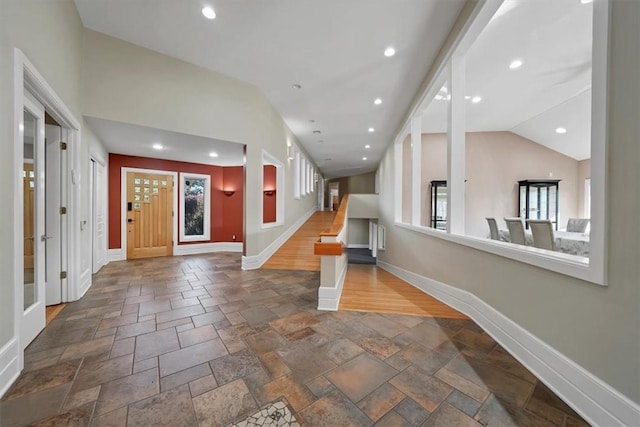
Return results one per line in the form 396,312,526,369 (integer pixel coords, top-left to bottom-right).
0,253,590,426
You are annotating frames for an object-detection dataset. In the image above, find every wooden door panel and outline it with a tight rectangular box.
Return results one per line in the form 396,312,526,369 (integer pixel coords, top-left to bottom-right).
126,172,173,259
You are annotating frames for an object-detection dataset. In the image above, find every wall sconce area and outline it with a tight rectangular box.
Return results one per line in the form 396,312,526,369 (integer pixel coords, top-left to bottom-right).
223,190,235,196
263,190,276,196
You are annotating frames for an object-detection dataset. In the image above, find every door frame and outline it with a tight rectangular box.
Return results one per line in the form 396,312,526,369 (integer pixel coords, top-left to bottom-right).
120,167,178,259
91,156,108,273
21,93,46,348
12,48,81,372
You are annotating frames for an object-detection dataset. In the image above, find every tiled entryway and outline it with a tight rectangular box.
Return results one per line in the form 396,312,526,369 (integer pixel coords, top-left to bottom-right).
0,253,589,426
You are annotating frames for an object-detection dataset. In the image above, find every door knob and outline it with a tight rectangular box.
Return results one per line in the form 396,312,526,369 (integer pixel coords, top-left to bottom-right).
40,235,53,242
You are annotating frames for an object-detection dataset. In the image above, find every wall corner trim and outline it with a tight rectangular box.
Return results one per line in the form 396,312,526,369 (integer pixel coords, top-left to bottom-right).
174,242,242,256
377,260,640,427
107,248,125,262
0,338,20,399
242,207,317,270
317,260,348,311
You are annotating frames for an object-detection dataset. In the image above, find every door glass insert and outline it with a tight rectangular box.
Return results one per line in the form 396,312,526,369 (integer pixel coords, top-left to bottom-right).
184,178,206,236
23,109,37,309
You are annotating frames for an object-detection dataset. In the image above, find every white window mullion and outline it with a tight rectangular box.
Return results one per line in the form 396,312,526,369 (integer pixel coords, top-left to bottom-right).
447,57,465,235
411,116,422,226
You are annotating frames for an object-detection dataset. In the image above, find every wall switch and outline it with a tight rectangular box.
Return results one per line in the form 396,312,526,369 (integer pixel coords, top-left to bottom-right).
232,234,236,241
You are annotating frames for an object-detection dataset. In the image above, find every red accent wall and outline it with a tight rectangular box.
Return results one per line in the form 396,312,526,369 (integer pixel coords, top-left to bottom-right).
263,165,277,223
222,167,244,242
108,154,243,249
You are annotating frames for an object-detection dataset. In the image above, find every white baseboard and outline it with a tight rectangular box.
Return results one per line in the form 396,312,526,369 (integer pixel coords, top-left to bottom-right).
347,244,370,249
242,207,317,270
78,267,92,300
174,242,242,256
377,260,640,427
107,248,125,262
0,338,20,399
317,261,348,311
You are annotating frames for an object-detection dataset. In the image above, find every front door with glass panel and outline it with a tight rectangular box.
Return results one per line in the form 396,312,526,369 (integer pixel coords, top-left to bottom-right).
22,94,46,348
126,172,173,259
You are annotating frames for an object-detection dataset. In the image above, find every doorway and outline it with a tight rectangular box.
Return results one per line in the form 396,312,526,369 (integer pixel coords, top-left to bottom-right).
125,171,174,259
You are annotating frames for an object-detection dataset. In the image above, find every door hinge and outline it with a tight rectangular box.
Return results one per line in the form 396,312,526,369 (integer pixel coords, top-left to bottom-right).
60,206,67,215
60,271,67,279
60,142,67,150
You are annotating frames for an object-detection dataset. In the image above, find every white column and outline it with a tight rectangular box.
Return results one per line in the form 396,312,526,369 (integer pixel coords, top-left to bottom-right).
447,56,466,234
411,116,422,226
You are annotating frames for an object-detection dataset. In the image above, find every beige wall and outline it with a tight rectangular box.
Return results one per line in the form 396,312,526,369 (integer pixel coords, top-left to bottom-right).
325,172,376,208
347,219,369,247
409,131,583,234
378,1,640,403
0,0,83,349
81,30,318,257
577,159,591,218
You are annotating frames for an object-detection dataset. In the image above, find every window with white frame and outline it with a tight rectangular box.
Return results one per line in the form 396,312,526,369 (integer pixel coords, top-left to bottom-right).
262,150,285,228
180,173,211,242
293,148,301,199
394,0,608,284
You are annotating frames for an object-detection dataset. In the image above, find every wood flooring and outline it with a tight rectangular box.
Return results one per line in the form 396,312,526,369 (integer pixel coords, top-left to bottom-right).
340,264,468,319
261,211,335,271
263,211,466,319
45,303,66,325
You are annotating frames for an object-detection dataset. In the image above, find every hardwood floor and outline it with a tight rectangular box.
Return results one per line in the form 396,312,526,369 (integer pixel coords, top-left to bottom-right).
261,211,335,271
340,264,468,319
45,303,66,325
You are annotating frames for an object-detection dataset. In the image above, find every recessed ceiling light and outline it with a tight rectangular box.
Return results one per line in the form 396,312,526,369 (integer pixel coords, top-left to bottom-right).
374,98,382,105
471,96,482,104
313,130,321,134
384,47,396,57
580,0,593,4
365,144,371,149
441,86,448,93
201,6,216,19
555,127,567,134
465,95,471,100
292,84,302,89
209,152,219,157
509,59,523,69
368,127,375,133
435,94,444,100
152,143,163,150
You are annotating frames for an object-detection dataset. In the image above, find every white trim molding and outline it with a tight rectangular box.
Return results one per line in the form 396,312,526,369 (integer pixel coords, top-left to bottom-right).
347,244,370,249
317,260,347,311
0,338,20,399
77,268,92,301
179,172,211,242
377,260,640,427
174,242,242,256
242,206,317,270
108,248,125,262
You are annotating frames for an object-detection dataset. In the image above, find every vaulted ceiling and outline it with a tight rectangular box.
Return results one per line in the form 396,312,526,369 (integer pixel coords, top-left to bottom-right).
74,0,467,178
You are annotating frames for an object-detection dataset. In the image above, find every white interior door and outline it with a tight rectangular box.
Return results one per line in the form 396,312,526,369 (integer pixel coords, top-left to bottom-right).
22,93,46,347
45,124,62,305
92,159,107,272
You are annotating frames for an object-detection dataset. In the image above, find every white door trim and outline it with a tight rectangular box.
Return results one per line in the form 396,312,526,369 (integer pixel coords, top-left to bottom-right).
12,48,81,379
91,158,107,273
120,167,178,259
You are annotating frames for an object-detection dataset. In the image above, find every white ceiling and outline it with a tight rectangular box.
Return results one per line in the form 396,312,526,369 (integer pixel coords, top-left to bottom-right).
74,0,467,178
85,117,245,166
420,0,593,161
